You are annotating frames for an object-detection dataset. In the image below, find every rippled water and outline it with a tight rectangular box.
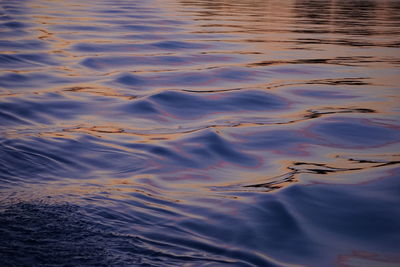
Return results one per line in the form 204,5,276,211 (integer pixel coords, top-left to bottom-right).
1,0,400,266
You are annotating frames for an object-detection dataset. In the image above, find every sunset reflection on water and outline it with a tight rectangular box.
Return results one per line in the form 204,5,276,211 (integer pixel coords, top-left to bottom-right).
0,0,399,266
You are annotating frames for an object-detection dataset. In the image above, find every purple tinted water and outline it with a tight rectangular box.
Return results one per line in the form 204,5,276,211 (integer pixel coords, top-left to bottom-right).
1,0,399,266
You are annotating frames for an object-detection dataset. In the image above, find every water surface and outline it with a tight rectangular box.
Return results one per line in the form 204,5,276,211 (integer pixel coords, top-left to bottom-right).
1,0,400,266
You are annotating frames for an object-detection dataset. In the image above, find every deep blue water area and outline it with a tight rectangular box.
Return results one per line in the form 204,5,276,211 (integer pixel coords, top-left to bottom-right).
1,0,399,266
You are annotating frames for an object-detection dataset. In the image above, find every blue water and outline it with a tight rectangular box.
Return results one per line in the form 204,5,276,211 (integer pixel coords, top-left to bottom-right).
1,0,400,266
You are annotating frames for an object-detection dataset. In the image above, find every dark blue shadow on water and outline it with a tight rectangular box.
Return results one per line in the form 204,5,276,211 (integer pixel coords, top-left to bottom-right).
222,171,400,266
1,172,399,267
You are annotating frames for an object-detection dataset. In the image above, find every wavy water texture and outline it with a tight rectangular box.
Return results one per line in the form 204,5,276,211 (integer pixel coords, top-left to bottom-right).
1,0,400,266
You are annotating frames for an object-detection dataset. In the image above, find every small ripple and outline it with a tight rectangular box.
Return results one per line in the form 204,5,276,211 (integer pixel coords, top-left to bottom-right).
72,40,211,53
0,136,149,185
310,118,400,148
112,67,266,89
0,73,77,90
0,53,59,69
0,40,48,51
81,54,234,71
0,94,88,124
122,89,288,121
